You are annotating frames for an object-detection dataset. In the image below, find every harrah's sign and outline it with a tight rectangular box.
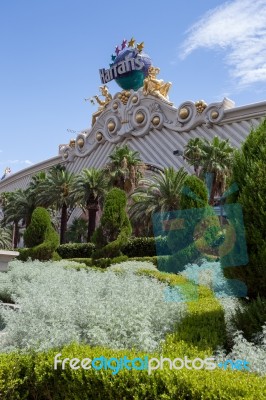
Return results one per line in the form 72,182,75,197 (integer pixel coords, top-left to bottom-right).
99,53,144,84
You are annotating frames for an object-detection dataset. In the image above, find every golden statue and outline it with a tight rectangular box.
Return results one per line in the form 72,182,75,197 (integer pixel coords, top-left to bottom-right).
91,85,112,126
143,66,172,103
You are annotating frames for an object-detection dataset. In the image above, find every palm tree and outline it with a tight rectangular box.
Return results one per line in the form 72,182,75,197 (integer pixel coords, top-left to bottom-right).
66,217,87,243
36,168,76,244
184,136,235,205
0,226,12,249
183,137,203,177
129,167,188,230
28,171,47,192
106,145,144,193
1,189,38,247
1,172,54,247
74,168,108,242
199,137,235,205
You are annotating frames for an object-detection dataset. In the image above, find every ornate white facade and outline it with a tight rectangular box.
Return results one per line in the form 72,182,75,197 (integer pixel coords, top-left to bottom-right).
1,88,266,202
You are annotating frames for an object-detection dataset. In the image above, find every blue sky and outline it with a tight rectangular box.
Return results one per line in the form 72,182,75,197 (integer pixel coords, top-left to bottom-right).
1,0,266,174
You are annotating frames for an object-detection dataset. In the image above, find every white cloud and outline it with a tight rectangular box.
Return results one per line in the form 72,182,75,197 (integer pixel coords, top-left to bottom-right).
180,0,266,86
0,159,33,166
8,160,19,164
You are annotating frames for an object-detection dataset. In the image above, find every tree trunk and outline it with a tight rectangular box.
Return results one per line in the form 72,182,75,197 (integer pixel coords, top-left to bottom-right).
209,175,217,205
60,203,68,244
13,222,19,248
87,206,98,242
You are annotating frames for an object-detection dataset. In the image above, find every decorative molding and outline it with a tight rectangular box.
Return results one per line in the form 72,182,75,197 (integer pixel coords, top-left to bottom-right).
59,90,236,162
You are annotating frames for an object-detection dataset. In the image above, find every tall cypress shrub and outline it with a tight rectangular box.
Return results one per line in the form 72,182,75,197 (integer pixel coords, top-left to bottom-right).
223,120,266,298
92,188,131,258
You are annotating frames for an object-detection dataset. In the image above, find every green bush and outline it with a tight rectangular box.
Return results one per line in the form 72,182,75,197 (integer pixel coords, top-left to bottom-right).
164,206,220,273
160,173,218,273
92,188,131,259
66,256,129,270
231,296,266,342
224,120,266,298
23,208,50,248
67,258,93,267
57,243,95,259
93,255,129,268
130,256,158,266
111,255,129,264
180,174,208,209
20,207,59,261
1,344,265,400
121,237,170,257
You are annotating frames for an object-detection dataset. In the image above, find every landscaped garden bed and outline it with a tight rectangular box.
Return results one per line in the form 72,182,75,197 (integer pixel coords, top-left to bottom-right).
0,259,266,399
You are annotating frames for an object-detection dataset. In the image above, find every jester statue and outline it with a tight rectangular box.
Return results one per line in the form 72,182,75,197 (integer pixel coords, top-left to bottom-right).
143,66,172,104
91,85,112,126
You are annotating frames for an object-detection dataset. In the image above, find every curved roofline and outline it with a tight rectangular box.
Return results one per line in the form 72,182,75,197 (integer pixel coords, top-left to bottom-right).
0,155,62,191
1,98,265,194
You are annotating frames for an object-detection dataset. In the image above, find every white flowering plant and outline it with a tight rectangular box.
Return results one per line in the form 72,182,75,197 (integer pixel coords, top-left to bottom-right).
0,259,186,353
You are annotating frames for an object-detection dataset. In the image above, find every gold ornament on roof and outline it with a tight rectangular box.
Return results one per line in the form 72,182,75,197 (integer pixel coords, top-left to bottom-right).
179,107,189,119
107,120,116,132
96,132,103,141
152,116,160,126
211,110,219,119
143,66,172,103
118,90,131,105
135,111,145,124
195,100,207,114
137,42,144,53
91,85,112,126
128,37,136,47
77,138,84,148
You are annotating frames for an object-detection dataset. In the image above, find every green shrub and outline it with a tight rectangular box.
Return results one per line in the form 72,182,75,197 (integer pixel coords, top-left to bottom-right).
1,344,265,400
121,237,170,257
23,207,51,248
111,255,128,264
57,243,95,259
65,256,129,270
130,256,158,266
224,120,266,298
92,188,131,259
231,296,266,342
164,204,221,274
17,248,30,262
67,258,93,267
122,237,156,257
93,258,112,268
94,255,129,268
180,174,208,209
20,207,59,261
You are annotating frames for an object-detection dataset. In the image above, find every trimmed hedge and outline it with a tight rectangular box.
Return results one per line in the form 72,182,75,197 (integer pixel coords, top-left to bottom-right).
121,237,170,257
66,256,159,269
92,188,132,259
57,243,95,259
1,342,266,400
19,207,59,261
67,256,129,269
